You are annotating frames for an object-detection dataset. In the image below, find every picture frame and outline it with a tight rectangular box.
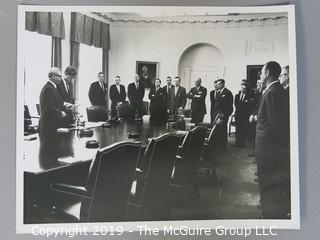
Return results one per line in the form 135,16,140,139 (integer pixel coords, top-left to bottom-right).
136,61,159,88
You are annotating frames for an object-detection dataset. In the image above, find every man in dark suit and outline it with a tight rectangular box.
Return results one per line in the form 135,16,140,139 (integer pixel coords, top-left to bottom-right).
39,68,67,138
248,79,264,153
212,79,233,150
149,79,166,125
210,80,219,123
128,74,145,120
58,67,77,126
109,75,126,119
187,78,207,123
58,67,77,104
234,79,254,147
173,76,187,115
256,61,290,219
88,72,107,107
163,76,175,120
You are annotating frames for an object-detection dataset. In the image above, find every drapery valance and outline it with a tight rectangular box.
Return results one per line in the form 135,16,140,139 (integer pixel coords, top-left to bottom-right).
25,12,65,39
70,13,110,50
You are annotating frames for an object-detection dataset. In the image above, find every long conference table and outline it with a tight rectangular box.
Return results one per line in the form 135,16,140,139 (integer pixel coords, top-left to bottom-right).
23,117,190,223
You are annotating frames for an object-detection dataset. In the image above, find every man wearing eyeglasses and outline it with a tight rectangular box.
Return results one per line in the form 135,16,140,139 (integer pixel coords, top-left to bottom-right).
39,67,67,139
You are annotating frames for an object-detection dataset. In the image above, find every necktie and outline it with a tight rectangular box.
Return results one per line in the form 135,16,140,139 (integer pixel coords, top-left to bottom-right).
241,93,245,102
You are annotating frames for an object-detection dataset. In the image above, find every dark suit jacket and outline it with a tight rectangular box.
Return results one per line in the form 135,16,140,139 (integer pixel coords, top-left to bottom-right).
256,81,289,147
213,88,233,123
128,82,145,104
210,90,218,123
109,84,126,106
235,91,254,120
173,86,187,111
149,86,166,117
252,91,263,116
88,81,107,107
39,82,65,134
187,86,207,115
58,80,73,103
163,85,175,113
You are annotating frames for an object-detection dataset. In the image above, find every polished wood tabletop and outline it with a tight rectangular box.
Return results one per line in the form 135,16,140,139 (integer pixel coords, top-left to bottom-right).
23,116,189,174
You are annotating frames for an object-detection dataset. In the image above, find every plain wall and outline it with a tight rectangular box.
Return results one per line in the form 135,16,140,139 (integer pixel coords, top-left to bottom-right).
108,18,289,95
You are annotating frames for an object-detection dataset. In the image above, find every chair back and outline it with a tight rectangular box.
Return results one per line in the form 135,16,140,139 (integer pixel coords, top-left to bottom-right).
116,101,134,119
86,106,108,122
81,141,141,222
142,101,149,115
140,134,180,207
175,126,206,187
184,126,207,166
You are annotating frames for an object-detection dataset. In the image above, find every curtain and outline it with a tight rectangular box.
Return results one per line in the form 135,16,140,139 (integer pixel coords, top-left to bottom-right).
51,37,62,68
25,12,65,39
70,42,80,102
102,49,109,112
70,12,110,50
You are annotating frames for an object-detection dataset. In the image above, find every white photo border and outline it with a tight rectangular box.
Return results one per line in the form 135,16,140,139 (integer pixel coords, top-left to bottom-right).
16,4,300,234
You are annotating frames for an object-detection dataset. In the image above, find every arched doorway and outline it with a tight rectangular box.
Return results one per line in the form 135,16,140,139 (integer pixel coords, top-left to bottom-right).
179,43,225,122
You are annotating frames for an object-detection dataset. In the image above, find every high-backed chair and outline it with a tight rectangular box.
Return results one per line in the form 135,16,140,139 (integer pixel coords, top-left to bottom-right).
116,101,134,120
170,126,207,197
142,101,149,115
24,105,38,135
51,141,142,222
198,124,220,185
86,106,108,122
129,133,180,220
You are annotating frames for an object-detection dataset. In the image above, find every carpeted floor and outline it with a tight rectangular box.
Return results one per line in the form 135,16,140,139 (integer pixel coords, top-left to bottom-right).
169,135,261,220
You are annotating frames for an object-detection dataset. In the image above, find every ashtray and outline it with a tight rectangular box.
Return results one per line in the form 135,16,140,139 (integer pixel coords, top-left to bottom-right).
86,140,99,148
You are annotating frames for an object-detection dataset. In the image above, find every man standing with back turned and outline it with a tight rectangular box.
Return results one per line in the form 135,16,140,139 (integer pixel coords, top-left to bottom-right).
256,61,290,219
39,67,67,138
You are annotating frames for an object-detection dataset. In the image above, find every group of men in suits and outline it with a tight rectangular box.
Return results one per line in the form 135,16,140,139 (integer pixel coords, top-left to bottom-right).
39,67,77,140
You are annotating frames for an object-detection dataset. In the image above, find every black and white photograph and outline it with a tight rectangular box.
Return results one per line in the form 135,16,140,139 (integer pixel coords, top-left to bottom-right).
16,5,299,233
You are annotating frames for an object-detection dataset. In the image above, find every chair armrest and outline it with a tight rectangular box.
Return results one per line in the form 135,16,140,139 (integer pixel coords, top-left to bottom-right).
135,168,146,178
176,146,184,157
51,183,91,199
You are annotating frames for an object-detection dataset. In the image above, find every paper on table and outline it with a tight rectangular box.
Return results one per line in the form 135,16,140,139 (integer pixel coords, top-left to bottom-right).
58,156,77,164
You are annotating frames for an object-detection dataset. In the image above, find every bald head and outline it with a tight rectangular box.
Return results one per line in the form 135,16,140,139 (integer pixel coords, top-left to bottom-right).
48,67,62,85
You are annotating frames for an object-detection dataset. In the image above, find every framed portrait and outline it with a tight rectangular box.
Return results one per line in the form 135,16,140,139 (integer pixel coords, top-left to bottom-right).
136,61,159,88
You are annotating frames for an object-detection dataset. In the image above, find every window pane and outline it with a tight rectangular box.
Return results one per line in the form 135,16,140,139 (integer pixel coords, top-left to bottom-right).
24,31,52,116
77,44,102,120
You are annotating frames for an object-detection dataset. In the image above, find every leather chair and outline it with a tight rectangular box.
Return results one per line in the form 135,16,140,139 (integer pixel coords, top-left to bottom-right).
228,114,236,136
170,126,207,197
116,101,134,120
129,133,180,220
142,101,149,115
50,141,142,222
197,124,220,188
86,106,108,122
24,105,38,135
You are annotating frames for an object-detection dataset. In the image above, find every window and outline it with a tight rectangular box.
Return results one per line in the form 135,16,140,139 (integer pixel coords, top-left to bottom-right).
77,44,102,120
24,30,52,116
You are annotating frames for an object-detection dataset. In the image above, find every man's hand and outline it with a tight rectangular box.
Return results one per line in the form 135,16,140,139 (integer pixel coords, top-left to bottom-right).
64,102,74,110
61,111,67,118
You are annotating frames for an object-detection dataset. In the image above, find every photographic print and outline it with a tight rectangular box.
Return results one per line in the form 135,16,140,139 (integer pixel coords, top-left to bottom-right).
16,5,299,233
